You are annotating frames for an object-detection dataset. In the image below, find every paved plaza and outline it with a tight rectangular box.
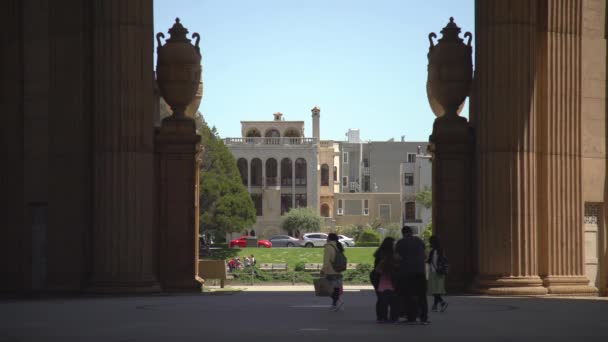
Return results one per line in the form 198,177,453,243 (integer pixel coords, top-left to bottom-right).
1,286,607,342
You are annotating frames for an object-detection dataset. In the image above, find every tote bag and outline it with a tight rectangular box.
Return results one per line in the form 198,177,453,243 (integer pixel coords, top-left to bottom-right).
313,277,332,296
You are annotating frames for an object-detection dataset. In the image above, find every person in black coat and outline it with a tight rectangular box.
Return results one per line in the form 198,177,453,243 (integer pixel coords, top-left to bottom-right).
395,225,429,325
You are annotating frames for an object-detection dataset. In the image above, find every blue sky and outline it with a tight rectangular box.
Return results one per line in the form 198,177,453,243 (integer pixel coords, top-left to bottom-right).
154,0,474,142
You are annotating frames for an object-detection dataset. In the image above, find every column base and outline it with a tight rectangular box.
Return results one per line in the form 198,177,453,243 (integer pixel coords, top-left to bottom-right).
161,276,204,293
474,275,548,296
86,279,161,294
542,276,598,296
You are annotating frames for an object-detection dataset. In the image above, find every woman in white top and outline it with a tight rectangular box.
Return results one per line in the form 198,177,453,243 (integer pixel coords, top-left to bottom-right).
427,236,448,312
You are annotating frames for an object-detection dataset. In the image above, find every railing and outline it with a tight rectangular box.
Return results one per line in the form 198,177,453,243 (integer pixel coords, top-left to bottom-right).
349,181,360,192
319,140,334,148
362,167,370,176
224,137,317,145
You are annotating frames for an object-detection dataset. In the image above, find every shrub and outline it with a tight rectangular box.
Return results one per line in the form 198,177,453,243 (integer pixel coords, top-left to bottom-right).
294,262,306,272
357,228,381,243
342,263,373,283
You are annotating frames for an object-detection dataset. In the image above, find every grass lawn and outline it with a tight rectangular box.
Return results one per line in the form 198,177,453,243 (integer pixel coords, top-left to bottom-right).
205,247,376,269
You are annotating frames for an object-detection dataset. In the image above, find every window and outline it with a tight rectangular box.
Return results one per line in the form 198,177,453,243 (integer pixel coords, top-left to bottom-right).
405,202,416,221
281,194,292,215
363,175,370,192
343,152,349,164
407,153,416,163
342,176,348,187
251,158,263,186
379,204,391,223
266,158,277,186
363,158,369,167
251,194,263,216
363,199,369,216
295,194,307,208
337,199,343,215
404,173,414,186
295,158,307,186
281,158,292,186
321,203,330,217
333,166,337,182
321,164,329,186
237,158,248,186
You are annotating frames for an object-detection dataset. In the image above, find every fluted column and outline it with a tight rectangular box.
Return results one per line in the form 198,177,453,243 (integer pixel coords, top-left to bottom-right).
473,0,547,295
537,0,596,295
88,0,160,292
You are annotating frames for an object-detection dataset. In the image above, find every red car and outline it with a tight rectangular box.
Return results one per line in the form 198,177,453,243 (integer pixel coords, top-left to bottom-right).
229,236,272,248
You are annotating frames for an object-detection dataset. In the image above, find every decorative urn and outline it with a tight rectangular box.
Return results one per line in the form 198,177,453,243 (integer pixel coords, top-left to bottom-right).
156,18,202,118
426,17,472,118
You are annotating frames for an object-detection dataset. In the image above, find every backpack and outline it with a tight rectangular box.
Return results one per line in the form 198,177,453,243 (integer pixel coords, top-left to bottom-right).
331,245,348,272
435,254,449,275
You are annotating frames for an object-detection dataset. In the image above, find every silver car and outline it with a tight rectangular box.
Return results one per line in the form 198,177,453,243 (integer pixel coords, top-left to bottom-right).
268,235,300,247
299,233,328,248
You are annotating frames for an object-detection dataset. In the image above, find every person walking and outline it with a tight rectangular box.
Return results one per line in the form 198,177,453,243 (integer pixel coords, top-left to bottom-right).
395,225,429,325
428,236,448,312
321,233,347,311
373,237,399,323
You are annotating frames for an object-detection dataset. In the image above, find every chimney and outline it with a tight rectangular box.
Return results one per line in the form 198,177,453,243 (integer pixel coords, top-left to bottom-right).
401,135,405,142
311,106,320,140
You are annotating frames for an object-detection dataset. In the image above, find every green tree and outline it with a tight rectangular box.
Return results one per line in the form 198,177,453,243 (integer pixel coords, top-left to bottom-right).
415,187,432,209
199,121,256,237
280,208,323,235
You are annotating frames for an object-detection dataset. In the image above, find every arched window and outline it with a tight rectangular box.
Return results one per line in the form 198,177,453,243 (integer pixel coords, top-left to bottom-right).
281,158,292,186
333,166,337,182
266,158,278,186
321,203,330,217
321,164,329,186
237,158,248,186
251,158,262,186
246,128,261,137
295,158,307,186
264,129,281,144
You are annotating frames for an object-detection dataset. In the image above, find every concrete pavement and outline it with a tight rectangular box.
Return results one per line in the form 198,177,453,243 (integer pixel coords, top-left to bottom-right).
1,287,607,341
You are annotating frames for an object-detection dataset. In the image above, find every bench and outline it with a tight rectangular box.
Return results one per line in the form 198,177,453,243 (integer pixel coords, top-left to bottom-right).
259,263,288,272
304,263,322,272
346,263,359,270
198,259,228,288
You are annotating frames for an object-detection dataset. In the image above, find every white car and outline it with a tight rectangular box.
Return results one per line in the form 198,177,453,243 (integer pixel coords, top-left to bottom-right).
338,235,356,247
299,233,353,248
299,233,328,248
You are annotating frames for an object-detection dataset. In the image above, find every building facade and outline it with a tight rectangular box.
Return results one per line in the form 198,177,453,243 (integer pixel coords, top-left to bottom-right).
225,111,319,238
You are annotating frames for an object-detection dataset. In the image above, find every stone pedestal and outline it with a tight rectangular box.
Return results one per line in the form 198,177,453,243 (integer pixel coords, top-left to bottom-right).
430,115,474,293
473,0,547,295
156,116,204,292
87,0,160,293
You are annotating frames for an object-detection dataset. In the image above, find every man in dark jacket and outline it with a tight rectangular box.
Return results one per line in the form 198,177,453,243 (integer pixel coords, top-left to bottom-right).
395,225,429,324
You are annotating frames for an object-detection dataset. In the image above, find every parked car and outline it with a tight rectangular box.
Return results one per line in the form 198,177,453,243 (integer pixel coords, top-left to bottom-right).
338,235,356,247
268,235,300,247
299,233,329,248
229,236,272,248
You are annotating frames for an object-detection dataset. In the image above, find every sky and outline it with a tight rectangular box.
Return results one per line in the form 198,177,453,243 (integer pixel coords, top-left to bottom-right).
153,0,474,142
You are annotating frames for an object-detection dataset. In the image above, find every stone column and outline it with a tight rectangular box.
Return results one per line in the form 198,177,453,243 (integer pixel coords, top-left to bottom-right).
429,116,474,292
88,0,160,293
292,160,296,208
473,0,547,295
247,158,251,192
537,0,596,295
156,117,203,291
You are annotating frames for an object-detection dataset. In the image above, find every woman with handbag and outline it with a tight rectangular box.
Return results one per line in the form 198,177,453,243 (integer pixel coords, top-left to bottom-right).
321,233,346,311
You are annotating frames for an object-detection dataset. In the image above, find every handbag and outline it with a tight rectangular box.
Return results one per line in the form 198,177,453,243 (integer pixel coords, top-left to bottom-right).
313,277,332,297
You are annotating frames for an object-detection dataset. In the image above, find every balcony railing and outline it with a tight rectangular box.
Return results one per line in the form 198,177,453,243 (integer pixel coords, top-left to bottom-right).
319,140,334,148
224,137,317,146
